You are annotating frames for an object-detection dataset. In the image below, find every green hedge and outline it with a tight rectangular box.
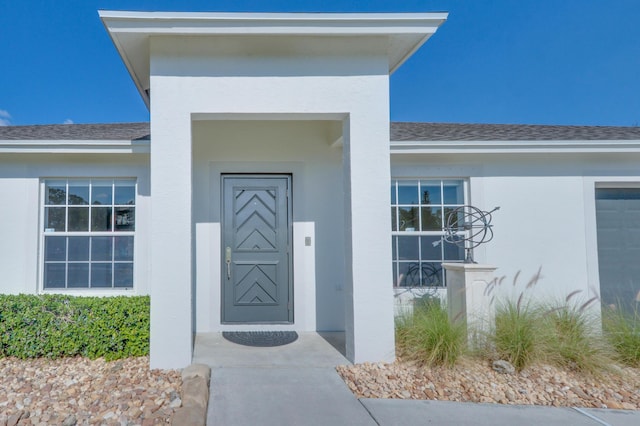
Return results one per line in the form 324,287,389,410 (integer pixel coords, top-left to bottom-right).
0,294,149,360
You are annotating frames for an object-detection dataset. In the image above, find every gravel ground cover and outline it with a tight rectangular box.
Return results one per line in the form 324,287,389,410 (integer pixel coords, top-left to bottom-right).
337,358,640,410
0,357,181,426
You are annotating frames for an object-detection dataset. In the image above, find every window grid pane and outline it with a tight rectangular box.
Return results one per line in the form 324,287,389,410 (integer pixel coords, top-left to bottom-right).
43,179,135,290
391,178,466,287
46,181,67,205
68,181,90,205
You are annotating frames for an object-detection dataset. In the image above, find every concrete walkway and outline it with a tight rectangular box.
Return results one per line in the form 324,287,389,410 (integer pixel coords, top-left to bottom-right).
193,332,640,426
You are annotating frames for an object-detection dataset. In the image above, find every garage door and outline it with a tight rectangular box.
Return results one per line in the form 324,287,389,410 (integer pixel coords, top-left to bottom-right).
595,188,640,314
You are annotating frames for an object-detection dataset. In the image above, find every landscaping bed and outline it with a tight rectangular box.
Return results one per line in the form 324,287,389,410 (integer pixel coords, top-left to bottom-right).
0,356,181,425
0,295,181,425
338,359,640,409
339,290,640,410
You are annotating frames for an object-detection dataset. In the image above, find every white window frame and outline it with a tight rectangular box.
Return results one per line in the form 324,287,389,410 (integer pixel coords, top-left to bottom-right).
391,178,468,287
39,178,136,293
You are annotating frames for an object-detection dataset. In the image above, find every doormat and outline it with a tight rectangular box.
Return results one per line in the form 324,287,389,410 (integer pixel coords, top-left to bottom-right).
222,331,299,347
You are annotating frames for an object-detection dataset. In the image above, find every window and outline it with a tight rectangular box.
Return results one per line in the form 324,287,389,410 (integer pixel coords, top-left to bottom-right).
42,179,135,290
391,179,466,287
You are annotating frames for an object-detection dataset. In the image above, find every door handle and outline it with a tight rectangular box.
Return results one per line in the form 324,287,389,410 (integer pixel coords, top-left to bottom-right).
225,247,232,280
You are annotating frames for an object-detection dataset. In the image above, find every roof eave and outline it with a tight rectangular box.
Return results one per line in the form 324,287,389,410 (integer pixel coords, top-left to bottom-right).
99,16,151,109
0,139,150,154
390,139,640,155
99,10,448,107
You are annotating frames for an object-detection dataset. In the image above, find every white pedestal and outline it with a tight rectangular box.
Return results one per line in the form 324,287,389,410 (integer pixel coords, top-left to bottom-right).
443,263,498,346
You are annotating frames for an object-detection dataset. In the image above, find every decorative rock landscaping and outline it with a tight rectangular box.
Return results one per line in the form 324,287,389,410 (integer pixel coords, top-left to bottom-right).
337,358,640,410
0,357,181,425
4,352,639,425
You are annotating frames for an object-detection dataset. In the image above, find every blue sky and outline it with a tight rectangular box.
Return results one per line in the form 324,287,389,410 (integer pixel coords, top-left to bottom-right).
1,0,639,126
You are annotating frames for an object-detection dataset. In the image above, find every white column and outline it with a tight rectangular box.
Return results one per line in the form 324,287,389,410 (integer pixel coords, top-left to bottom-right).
343,114,395,364
443,263,497,347
149,106,194,369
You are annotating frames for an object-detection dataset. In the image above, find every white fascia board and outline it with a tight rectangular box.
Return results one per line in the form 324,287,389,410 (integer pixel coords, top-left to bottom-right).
390,139,640,155
98,11,448,34
0,139,150,154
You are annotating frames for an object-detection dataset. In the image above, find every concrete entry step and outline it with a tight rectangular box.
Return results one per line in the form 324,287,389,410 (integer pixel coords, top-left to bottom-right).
193,332,347,368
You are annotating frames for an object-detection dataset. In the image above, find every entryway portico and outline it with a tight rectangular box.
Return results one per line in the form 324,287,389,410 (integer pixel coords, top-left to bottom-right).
100,11,447,368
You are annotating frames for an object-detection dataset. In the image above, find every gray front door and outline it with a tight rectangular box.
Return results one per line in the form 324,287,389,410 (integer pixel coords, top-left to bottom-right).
222,175,292,323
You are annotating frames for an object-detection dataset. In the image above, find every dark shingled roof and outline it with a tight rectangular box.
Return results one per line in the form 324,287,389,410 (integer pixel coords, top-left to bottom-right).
391,122,640,141
0,123,150,140
2,121,640,141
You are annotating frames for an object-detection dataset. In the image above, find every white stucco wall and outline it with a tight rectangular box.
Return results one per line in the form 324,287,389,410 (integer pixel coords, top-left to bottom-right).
0,154,151,296
192,120,345,333
391,152,640,311
148,35,395,367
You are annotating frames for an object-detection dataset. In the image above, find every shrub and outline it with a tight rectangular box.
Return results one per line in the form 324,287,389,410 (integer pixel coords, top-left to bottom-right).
492,296,542,371
603,306,640,367
396,301,465,367
0,294,149,360
543,301,613,373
